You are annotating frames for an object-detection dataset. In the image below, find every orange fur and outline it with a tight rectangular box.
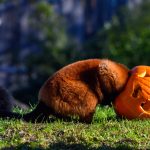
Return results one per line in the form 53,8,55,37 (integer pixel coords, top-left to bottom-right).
0,59,129,123
37,59,129,122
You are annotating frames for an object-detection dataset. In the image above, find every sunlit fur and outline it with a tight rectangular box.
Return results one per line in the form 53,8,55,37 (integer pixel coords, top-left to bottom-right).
37,59,129,123
0,59,129,123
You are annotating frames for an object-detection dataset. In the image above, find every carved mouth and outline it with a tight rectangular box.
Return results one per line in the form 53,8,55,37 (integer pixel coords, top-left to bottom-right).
141,101,150,112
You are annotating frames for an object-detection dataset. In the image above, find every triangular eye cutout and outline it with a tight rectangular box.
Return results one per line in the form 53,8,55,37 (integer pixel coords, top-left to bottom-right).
132,85,142,98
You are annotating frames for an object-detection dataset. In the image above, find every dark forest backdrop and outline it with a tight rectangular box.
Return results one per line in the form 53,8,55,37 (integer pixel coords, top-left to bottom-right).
0,0,149,105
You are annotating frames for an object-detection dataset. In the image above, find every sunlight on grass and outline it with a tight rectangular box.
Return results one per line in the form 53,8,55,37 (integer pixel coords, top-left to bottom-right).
0,106,149,149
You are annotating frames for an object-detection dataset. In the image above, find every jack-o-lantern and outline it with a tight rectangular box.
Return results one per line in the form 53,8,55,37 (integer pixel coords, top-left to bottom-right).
113,66,150,119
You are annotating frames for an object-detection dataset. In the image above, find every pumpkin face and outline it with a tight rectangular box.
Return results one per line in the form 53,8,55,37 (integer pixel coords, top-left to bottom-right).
113,66,150,119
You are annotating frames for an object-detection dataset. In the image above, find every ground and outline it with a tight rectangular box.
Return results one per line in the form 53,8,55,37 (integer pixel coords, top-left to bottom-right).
0,106,149,150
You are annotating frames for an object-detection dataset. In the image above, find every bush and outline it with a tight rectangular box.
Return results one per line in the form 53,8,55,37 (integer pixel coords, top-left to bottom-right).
85,0,150,68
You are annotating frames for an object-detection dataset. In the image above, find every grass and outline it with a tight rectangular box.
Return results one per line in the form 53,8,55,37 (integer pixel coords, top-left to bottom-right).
0,106,149,150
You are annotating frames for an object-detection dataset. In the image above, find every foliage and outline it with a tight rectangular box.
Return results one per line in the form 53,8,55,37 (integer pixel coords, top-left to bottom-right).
15,2,78,103
13,1,150,103
26,2,72,76
84,0,150,68
0,106,149,149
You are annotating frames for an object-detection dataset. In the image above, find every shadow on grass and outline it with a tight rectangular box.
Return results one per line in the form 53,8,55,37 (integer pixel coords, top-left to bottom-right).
1,142,134,150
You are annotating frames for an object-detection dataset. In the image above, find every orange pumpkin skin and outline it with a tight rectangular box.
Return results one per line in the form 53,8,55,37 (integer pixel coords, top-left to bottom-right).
113,66,150,119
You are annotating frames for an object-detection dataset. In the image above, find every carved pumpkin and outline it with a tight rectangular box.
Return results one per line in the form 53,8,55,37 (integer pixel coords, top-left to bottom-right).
113,66,150,119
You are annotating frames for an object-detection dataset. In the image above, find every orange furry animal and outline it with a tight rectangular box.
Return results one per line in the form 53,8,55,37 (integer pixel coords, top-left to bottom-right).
0,59,129,123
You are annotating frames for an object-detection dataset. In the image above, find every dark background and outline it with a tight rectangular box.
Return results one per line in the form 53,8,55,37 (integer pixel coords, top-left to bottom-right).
0,0,149,105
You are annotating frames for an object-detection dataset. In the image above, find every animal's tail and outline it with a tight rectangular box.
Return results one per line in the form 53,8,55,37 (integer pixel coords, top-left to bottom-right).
0,101,53,123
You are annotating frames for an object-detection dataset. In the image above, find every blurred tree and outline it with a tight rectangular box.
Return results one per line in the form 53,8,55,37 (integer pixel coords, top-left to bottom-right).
84,0,150,68
14,2,77,104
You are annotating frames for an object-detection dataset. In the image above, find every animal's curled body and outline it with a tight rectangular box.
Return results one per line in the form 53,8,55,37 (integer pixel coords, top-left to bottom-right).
0,59,129,123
